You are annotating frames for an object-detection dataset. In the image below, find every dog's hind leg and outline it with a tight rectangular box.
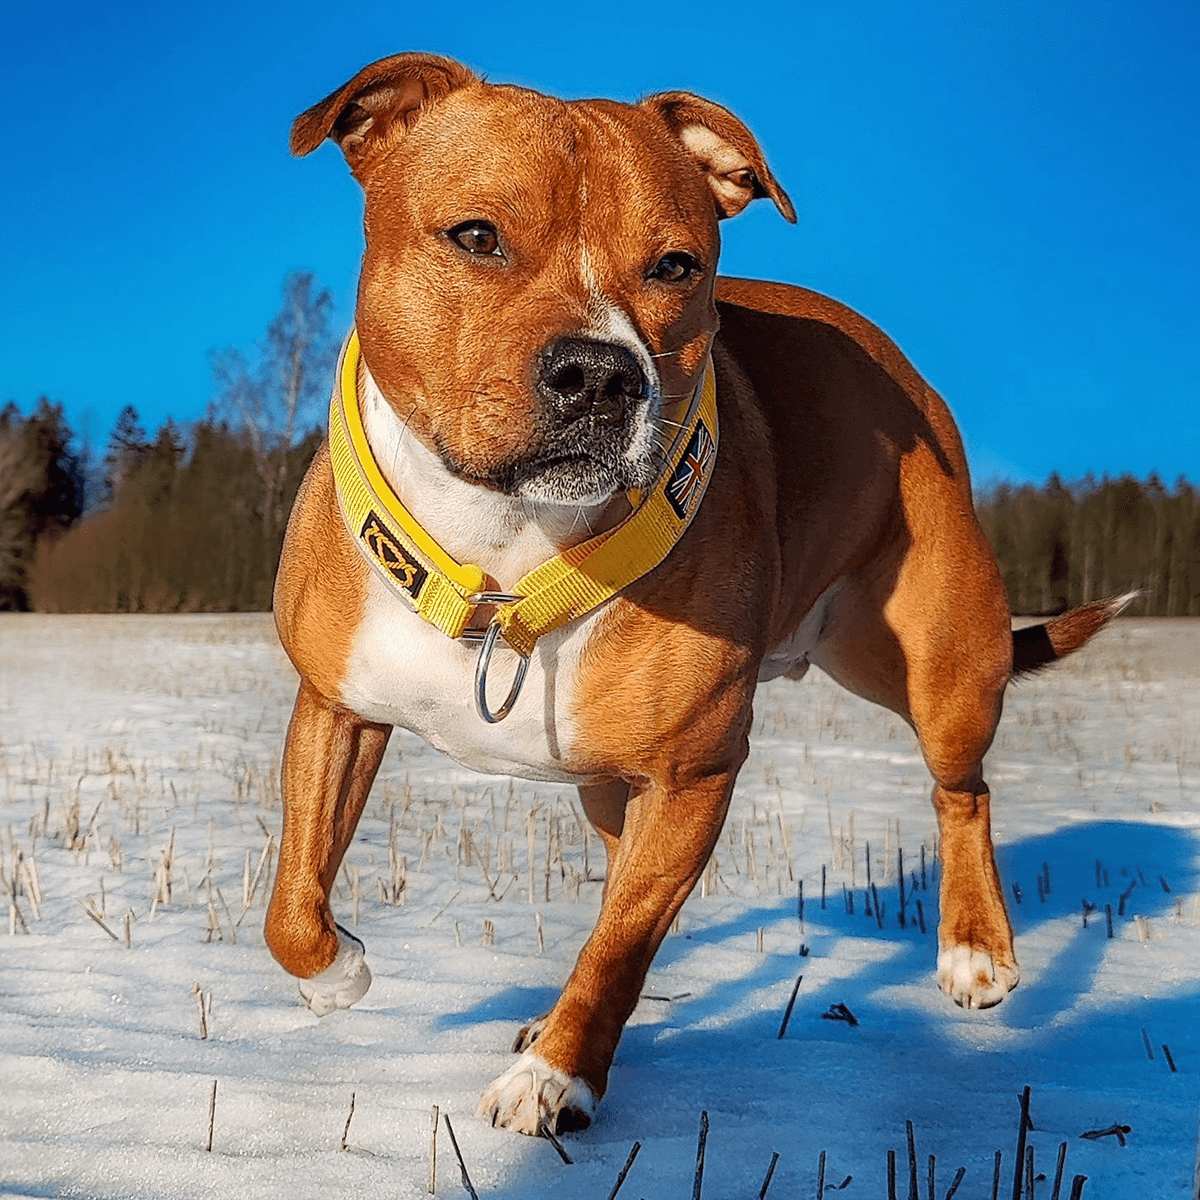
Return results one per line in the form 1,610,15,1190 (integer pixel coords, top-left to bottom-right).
812,545,1017,1009
265,679,391,1014
480,770,736,1134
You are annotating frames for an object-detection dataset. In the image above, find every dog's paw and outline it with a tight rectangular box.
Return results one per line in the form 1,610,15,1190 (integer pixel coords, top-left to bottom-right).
937,944,1019,1010
298,926,371,1016
511,1014,549,1054
478,1049,596,1136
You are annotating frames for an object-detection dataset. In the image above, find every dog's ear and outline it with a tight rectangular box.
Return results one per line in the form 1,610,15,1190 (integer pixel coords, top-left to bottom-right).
642,92,795,223
291,53,477,176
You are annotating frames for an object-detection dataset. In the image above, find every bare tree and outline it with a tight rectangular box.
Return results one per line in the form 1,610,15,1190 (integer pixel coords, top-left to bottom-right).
212,271,336,543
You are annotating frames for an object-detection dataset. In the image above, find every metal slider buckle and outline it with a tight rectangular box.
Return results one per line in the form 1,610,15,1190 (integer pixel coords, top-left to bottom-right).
466,592,529,724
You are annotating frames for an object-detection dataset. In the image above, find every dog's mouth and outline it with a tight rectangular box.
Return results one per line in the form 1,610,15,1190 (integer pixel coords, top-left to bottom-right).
432,411,656,505
514,434,656,505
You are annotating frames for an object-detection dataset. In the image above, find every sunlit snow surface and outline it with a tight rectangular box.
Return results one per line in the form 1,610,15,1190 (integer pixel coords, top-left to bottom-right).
1,614,1198,1199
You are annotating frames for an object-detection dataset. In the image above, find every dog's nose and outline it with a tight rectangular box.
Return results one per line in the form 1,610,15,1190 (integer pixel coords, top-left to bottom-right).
538,338,647,427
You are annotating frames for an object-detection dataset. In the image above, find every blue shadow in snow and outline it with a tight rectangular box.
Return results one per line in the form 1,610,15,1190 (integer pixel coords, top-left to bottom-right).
435,820,1197,1058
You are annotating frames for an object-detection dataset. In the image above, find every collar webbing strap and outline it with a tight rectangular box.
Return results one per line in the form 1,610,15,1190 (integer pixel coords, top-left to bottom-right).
328,329,718,658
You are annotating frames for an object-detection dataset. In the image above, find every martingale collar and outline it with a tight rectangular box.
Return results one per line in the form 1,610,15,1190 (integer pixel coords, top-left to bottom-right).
327,329,719,720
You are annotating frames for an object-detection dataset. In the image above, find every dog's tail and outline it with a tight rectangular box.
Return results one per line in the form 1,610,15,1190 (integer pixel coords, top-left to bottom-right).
1011,592,1139,678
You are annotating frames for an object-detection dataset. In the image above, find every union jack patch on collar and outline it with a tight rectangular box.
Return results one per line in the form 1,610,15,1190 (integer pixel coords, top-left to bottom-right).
665,419,715,520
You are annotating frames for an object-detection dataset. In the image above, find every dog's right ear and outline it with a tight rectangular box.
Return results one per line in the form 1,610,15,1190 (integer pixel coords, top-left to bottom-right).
290,53,477,177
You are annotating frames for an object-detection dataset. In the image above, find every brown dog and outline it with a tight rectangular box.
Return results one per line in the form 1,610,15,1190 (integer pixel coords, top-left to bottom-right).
266,52,1124,1135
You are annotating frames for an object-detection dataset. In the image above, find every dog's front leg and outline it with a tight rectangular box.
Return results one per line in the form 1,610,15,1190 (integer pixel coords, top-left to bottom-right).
480,770,735,1135
265,679,391,1014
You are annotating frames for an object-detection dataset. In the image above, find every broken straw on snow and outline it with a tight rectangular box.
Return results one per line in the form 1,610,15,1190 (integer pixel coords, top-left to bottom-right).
777,973,803,1039
340,1091,355,1151
1081,1123,1131,1146
538,1119,573,1164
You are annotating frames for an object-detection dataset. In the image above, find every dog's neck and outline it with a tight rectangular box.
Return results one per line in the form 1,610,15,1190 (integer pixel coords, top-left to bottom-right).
359,366,627,592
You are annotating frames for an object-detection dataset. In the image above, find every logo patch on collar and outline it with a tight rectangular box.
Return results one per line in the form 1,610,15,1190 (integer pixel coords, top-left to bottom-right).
360,511,428,598
665,419,715,520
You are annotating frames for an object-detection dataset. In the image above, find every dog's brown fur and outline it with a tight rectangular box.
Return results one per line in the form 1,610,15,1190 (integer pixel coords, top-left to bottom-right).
265,53,1124,1133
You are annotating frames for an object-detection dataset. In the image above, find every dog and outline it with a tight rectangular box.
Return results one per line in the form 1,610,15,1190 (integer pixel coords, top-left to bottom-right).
266,52,1125,1136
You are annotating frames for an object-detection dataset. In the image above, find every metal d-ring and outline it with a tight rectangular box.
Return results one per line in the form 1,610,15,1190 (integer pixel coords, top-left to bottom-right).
474,619,530,724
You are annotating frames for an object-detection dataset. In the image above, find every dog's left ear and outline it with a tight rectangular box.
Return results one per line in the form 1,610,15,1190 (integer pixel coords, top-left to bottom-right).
290,52,477,179
642,92,796,223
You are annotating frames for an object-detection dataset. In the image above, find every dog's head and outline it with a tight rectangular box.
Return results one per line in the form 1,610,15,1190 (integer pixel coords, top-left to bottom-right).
293,53,793,507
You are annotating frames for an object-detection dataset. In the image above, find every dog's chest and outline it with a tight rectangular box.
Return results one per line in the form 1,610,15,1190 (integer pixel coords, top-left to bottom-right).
337,572,600,783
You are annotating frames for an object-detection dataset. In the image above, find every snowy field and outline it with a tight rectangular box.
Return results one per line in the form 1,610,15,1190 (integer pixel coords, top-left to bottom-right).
1,613,1198,1199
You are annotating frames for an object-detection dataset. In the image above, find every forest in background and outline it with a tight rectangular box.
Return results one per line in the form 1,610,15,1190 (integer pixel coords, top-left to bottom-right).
3,271,1198,617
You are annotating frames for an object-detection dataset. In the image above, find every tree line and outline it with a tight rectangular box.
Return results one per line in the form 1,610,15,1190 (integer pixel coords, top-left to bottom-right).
976,474,1200,617
2,272,1197,616
9,273,332,614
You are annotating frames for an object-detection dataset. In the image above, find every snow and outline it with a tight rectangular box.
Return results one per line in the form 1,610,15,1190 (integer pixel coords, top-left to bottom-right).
1,613,1198,1199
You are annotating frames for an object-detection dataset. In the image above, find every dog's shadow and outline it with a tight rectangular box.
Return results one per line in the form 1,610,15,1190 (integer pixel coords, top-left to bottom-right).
438,818,1197,1075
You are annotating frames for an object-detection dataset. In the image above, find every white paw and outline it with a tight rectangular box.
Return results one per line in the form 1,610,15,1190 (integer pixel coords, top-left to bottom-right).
937,944,1019,1010
298,926,371,1016
478,1049,597,1136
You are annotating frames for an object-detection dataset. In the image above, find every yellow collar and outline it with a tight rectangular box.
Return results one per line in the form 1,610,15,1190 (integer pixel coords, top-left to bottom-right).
328,330,718,718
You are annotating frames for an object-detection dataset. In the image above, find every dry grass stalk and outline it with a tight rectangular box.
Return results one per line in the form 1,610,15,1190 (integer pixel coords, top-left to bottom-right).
442,1113,480,1200
340,1091,355,1151
193,983,208,1039
1049,1142,1068,1200
428,1104,439,1194
206,1079,217,1152
757,1150,780,1200
905,1120,918,1200
215,887,237,944
1011,1087,1032,1200
691,1110,709,1200
606,1141,641,1200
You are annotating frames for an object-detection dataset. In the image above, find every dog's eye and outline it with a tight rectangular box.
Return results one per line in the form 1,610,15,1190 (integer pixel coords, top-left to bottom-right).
448,220,502,257
648,252,702,284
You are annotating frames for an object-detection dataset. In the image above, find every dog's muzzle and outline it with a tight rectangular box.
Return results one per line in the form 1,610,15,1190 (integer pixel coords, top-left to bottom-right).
509,338,653,504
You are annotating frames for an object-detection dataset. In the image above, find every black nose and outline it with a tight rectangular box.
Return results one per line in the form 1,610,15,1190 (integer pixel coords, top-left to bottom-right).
537,338,647,427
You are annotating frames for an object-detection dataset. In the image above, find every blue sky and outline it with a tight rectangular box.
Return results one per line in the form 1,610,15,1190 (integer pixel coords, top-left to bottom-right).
2,1,1197,485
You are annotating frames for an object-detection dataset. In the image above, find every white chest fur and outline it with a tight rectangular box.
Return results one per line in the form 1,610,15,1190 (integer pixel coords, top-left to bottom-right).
339,571,603,782
334,369,614,782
